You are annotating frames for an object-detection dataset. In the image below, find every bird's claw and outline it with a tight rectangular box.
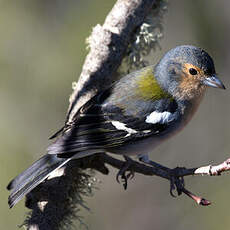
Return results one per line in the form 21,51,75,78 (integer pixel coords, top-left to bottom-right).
116,158,135,190
116,173,128,190
169,167,185,197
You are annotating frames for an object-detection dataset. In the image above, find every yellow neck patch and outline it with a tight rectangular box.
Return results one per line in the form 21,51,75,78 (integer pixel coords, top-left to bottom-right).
137,68,171,100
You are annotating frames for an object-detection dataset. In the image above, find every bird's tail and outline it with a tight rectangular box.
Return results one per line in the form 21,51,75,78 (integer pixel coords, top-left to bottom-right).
7,154,70,208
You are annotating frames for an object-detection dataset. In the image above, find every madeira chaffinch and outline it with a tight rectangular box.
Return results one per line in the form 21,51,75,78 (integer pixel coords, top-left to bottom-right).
7,45,225,207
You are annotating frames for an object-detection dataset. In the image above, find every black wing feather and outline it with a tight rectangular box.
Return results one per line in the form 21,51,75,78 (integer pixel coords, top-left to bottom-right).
47,90,178,157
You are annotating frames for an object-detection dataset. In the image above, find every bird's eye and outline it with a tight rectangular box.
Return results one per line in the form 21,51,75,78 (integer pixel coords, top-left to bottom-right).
189,68,197,75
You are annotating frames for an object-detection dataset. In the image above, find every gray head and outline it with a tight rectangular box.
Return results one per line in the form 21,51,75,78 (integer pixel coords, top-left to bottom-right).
155,45,225,100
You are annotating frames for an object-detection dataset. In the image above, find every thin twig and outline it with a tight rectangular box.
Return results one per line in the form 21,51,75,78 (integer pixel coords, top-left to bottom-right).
99,154,230,206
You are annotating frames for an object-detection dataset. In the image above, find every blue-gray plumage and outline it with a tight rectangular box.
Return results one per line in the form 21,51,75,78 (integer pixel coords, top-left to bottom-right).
7,45,225,208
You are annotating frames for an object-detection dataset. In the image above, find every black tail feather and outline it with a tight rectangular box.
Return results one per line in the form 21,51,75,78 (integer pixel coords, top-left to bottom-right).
7,154,70,208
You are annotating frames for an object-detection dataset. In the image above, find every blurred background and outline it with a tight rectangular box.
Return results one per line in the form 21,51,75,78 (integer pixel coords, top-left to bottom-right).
1,0,230,229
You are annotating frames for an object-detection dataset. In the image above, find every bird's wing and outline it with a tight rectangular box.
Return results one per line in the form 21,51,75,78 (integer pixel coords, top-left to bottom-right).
47,68,181,156
47,91,180,157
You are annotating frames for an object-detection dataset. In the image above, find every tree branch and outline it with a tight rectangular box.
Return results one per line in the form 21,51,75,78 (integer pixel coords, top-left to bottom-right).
23,0,229,228
66,0,158,124
23,0,230,229
25,153,230,230
25,0,165,229
95,154,230,206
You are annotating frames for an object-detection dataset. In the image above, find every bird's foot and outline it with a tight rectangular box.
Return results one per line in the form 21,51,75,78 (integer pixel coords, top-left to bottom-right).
138,154,211,205
168,167,211,205
169,167,185,197
116,156,135,190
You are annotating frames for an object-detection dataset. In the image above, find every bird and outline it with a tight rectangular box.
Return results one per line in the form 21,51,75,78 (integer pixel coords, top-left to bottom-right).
7,45,226,208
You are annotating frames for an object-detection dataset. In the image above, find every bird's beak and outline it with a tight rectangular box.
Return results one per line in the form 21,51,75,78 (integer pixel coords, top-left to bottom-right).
203,74,226,89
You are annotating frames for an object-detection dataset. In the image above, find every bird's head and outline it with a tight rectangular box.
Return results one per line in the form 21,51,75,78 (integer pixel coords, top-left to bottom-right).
155,45,225,101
